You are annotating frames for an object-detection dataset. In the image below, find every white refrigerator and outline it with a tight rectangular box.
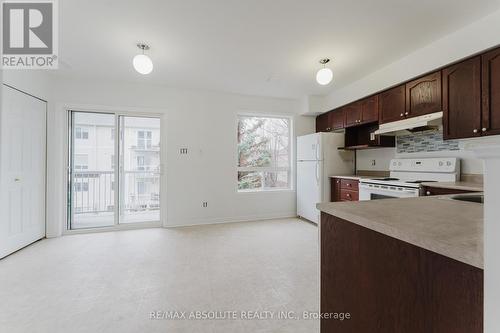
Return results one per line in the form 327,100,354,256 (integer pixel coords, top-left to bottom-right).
297,132,354,224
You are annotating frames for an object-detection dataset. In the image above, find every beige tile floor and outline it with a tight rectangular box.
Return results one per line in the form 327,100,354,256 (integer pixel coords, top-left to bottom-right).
0,218,319,333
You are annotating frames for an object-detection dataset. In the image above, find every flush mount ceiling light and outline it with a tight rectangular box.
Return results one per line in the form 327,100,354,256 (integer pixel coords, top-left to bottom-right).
133,43,153,75
316,58,333,85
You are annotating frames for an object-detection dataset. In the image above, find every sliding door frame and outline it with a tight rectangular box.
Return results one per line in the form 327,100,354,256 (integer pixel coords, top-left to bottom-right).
63,105,166,234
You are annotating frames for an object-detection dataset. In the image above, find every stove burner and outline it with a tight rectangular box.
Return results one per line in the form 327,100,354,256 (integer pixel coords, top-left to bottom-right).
371,177,400,181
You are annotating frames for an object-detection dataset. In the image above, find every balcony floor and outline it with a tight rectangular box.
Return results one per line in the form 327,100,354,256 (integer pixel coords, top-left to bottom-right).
72,210,160,229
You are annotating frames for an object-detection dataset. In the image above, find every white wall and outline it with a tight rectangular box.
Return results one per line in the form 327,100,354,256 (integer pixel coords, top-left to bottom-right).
48,78,314,236
355,148,395,172
2,71,53,101
323,8,500,112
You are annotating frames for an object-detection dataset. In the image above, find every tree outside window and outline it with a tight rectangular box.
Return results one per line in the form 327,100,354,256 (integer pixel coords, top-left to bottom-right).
237,115,291,191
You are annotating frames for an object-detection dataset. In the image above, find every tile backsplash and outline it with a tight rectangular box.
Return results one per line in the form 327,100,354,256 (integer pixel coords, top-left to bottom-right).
396,129,459,154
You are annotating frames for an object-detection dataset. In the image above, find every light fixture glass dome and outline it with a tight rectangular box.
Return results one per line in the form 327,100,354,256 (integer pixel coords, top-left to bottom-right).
133,54,153,75
316,67,333,85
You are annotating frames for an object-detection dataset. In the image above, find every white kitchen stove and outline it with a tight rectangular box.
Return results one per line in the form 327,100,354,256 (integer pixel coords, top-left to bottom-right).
359,158,460,200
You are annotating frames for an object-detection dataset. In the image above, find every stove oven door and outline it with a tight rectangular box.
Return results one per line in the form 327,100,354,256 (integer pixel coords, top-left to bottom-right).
359,183,420,201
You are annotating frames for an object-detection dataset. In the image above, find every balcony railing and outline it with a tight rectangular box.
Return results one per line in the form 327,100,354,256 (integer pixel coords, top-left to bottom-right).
72,170,160,215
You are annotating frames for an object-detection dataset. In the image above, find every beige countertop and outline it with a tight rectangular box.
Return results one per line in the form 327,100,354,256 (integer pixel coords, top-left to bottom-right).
317,196,483,269
421,181,483,192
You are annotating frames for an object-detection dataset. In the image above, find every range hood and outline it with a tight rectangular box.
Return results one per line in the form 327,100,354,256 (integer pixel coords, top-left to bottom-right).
374,111,443,136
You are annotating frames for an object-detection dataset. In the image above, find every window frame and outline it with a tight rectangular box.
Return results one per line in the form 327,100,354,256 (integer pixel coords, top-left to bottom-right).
236,113,293,193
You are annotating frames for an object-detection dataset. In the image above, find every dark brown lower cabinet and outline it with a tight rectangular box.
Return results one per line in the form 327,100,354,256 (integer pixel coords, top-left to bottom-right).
321,213,483,333
423,186,475,196
331,178,359,202
331,178,341,202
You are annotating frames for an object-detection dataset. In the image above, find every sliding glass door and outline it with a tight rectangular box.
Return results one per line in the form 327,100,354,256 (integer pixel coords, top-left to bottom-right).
69,112,116,229
119,116,161,223
68,112,161,230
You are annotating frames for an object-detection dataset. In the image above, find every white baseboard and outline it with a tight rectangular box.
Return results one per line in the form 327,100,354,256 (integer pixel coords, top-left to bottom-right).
163,212,298,228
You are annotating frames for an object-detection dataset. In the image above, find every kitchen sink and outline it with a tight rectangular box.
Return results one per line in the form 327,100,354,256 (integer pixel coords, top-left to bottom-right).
447,193,484,204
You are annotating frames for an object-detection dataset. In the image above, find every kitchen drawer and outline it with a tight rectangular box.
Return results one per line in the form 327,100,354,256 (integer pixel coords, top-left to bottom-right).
340,189,359,202
340,178,359,191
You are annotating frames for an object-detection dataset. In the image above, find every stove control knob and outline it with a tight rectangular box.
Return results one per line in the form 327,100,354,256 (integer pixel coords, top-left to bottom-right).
446,161,451,166
439,161,443,166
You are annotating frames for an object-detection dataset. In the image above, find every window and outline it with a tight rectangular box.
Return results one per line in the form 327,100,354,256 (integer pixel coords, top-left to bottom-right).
137,130,152,149
137,156,145,171
75,127,89,140
74,154,89,170
237,115,291,191
74,182,89,192
137,181,146,195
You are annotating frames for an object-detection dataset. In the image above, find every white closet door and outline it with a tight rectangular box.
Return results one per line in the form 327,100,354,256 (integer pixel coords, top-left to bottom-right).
0,85,46,259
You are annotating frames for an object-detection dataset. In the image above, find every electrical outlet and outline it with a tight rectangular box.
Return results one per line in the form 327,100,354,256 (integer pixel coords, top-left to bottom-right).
180,148,188,154
371,159,376,166
202,202,208,208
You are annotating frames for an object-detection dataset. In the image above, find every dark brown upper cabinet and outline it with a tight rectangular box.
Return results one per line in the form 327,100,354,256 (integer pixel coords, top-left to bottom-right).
405,71,442,118
443,57,482,140
316,112,329,132
316,46,500,140
344,97,378,128
344,102,362,127
482,48,500,136
329,109,345,130
360,95,379,124
379,85,406,124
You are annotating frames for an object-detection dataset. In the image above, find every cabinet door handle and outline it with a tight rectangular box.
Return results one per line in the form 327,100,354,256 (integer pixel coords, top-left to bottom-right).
482,128,487,132
400,113,404,117
426,191,431,196
346,193,351,197
405,112,409,116
473,129,478,134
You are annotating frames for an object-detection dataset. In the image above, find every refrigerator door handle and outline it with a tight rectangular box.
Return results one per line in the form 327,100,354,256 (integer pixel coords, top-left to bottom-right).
316,137,320,160
316,161,320,186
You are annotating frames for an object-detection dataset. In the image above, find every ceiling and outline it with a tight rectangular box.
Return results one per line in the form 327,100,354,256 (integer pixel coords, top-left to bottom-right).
56,0,500,98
